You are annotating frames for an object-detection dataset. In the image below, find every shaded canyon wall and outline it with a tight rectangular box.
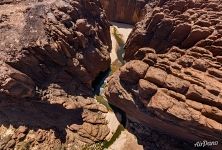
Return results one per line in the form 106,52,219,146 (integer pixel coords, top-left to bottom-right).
100,0,158,24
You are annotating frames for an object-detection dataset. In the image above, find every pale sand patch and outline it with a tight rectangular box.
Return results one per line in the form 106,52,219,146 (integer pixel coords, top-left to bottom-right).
105,111,121,141
110,22,133,63
111,22,133,42
110,28,119,63
105,112,143,150
108,130,143,150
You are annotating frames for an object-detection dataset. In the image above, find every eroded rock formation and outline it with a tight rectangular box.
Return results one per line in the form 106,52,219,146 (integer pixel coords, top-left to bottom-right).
0,0,113,149
105,0,222,148
106,47,222,143
125,0,222,60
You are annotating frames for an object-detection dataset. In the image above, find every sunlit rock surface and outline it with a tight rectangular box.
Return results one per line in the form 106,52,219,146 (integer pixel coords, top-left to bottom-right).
0,0,114,149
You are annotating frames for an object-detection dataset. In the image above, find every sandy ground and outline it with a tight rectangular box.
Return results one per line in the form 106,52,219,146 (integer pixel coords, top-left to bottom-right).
110,22,133,63
107,23,143,148
105,111,143,150
111,22,133,42
108,130,143,150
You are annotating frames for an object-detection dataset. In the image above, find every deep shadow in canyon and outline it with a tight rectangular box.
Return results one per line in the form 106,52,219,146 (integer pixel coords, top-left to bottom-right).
92,68,111,95
0,99,83,142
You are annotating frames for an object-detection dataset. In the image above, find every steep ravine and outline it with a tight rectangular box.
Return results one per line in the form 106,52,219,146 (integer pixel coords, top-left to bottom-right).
93,22,197,150
92,22,144,150
1,0,221,149
92,22,133,95
93,22,133,96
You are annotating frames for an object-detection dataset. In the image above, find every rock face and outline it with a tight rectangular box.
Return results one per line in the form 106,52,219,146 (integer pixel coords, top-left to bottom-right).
0,0,111,88
105,0,222,148
0,0,112,149
106,46,222,146
100,0,157,24
125,0,222,60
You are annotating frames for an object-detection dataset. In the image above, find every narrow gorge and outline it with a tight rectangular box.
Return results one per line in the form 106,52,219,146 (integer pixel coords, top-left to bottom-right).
0,0,221,150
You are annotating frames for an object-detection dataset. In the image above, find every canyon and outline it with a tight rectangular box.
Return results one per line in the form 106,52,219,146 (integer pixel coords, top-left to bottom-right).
0,0,222,150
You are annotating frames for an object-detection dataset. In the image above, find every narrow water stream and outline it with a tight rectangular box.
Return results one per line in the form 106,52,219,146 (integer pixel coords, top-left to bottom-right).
92,22,134,148
93,22,133,96
94,22,132,95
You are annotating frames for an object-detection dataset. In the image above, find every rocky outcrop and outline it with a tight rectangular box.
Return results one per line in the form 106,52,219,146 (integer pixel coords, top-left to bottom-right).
0,61,35,98
0,0,111,88
105,46,222,146
105,0,222,148
0,96,110,149
125,0,222,60
0,0,113,149
100,0,158,24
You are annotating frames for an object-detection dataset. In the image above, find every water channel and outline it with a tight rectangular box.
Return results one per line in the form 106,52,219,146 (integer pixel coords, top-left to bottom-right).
91,22,142,149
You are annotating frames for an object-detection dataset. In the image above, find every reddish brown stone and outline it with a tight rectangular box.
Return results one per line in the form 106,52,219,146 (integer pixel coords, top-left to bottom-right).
0,0,111,149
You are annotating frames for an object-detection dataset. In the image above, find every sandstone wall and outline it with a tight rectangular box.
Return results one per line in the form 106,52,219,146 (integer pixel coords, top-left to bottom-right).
106,47,222,144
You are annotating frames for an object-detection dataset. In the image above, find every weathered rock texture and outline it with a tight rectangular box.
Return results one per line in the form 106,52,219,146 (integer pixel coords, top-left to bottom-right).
126,119,197,150
100,0,158,24
0,0,111,88
0,0,112,149
106,0,222,148
125,0,222,60
106,47,222,143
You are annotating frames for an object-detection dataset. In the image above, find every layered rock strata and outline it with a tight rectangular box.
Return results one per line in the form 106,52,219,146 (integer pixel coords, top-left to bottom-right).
0,0,112,149
105,0,222,148
125,0,222,60
105,46,222,146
